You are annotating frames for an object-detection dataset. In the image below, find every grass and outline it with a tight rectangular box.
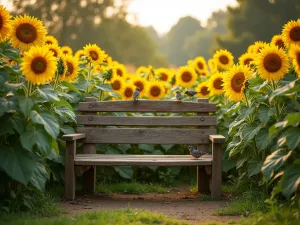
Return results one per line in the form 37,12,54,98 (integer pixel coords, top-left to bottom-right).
96,182,168,194
0,208,188,225
214,189,268,216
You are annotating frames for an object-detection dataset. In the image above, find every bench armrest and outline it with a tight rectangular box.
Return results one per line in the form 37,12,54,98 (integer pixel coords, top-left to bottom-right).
62,133,86,141
209,135,225,143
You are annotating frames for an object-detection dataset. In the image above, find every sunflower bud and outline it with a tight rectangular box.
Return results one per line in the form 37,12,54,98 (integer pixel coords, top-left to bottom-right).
103,68,113,81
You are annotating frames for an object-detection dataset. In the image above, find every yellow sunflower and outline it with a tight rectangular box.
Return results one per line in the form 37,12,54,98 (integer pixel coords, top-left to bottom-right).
47,44,62,59
75,49,85,60
83,43,106,65
195,81,210,98
120,83,135,100
103,55,113,66
155,68,172,83
255,45,289,81
223,65,252,102
63,54,79,82
131,76,147,97
45,35,58,45
208,58,216,72
208,73,224,96
193,56,208,73
10,15,47,52
110,76,125,93
136,66,149,75
271,35,285,49
239,52,255,67
199,70,209,77
113,63,127,78
0,5,12,42
213,49,234,71
146,81,165,99
176,66,197,88
253,41,268,54
289,44,300,77
61,46,73,55
282,19,300,47
21,46,57,85
247,43,256,53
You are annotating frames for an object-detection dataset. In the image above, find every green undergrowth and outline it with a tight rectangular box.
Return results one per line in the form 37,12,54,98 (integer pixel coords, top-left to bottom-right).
96,182,168,194
0,208,188,225
214,189,268,216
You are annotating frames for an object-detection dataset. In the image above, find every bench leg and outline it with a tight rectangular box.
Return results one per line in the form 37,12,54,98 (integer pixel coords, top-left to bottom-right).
65,141,76,200
211,143,222,198
83,166,96,194
197,166,210,193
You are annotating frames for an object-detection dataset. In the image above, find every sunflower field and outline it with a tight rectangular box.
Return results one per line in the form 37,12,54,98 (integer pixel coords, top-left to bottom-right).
0,5,299,212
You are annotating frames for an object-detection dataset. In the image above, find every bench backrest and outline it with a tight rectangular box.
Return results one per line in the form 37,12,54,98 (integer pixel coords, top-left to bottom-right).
76,98,217,147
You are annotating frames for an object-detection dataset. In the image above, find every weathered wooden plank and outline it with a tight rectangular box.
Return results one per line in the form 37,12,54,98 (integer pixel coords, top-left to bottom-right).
211,143,222,197
75,154,212,159
75,154,212,166
65,141,76,200
76,128,216,144
77,115,217,126
209,135,226,143
62,133,86,141
78,100,216,113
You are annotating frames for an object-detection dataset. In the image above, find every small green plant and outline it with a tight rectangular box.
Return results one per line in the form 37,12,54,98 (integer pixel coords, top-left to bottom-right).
96,182,168,194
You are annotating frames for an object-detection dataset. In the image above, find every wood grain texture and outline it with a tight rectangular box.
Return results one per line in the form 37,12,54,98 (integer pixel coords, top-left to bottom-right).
78,100,216,113
62,133,86,141
77,115,217,126
75,154,212,166
211,143,222,197
209,135,226,143
76,127,216,144
64,141,76,200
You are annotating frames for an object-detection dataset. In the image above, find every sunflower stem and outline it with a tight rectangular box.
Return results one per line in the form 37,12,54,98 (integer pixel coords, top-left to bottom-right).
244,91,250,108
86,62,93,94
27,81,33,98
271,80,281,117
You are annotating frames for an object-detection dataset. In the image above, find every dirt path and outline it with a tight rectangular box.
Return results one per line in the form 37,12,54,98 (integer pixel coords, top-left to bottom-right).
61,188,239,224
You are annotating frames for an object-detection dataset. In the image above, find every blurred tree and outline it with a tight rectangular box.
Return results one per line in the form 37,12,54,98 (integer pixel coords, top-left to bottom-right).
11,0,165,67
166,16,203,66
215,0,300,58
184,10,227,60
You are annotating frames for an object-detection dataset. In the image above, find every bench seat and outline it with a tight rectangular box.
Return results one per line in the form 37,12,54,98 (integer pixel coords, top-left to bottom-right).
75,154,213,166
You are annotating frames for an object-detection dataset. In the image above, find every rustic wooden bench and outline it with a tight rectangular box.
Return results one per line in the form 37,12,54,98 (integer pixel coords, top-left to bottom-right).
62,97,225,200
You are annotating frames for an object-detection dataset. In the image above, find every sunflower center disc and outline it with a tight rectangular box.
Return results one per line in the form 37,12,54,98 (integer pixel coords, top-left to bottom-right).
50,49,58,57
160,73,168,81
89,50,98,60
263,53,282,73
135,81,144,92
219,55,229,64
116,69,123,76
46,40,52,44
201,86,209,95
112,80,121,90
231,72,245,92
290,26,300,42
0,15,3,29
150,86,161,97
66,62,74,76
16,23,37,44
63,50,68,54
125,88,133,98
213,78,223,90
275,40,285,49
181,72,192,82
244,58,253,66
31,57,47,74
197,62,203,70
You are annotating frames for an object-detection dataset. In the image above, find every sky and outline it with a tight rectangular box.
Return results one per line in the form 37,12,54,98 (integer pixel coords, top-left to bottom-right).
127,0,237,35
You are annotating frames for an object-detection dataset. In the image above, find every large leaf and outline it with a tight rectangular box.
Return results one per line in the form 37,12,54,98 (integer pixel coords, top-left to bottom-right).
282,164,300,198
37,87,60,101
242,123,263,144
30,162,49,191
282,127,300,150
270,80,300,101
258,105,275,124
255,128,272,150
285,112,300,126
19,98,34,116
262,149,292,181
20,128,51,153
0,97,16,116
222,158,236,172
228,117,245,135
248,158,262,177
96,83,113,92
240,106,255,120
30,111,60,139
114,166,133,179
139,144,155,153
61,81,80,93
0,146,37,185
